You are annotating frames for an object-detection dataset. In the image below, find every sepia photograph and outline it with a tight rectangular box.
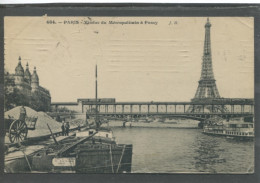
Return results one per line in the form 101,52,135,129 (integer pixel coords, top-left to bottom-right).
3,16,254,174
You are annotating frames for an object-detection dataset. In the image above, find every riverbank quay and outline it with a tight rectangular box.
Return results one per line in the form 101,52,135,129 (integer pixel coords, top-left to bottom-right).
106,120,199,129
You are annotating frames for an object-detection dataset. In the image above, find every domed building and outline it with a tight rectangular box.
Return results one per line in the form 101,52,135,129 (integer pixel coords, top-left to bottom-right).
15,56,24,76
24,62,31,84
14,57,24,84
7,56,51,111
31,66,39,91
13,57,31,96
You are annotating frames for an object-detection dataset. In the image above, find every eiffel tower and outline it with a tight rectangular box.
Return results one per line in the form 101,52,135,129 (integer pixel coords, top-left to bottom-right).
188,18,226,113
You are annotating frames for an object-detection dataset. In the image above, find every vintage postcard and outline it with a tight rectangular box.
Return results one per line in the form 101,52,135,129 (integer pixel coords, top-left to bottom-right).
3,16,254,174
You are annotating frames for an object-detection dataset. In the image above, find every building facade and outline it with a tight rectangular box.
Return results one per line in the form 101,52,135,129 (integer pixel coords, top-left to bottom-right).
6,56,51,111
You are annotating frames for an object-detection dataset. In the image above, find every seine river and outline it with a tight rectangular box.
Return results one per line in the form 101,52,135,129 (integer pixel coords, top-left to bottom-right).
112,127,254,173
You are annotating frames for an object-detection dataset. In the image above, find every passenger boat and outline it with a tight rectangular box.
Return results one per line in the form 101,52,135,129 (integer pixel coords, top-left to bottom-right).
31,65,133,173
203,121,254,140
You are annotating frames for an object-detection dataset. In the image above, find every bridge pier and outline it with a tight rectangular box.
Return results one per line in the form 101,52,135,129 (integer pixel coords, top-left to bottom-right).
231,105,234,113
105,105,108,113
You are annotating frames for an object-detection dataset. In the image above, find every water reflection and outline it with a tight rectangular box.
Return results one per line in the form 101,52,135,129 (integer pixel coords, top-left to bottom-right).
112,128,253,173
193,134,226,173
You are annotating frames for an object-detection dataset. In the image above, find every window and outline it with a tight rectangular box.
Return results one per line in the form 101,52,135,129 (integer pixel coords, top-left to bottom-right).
230,124,237,128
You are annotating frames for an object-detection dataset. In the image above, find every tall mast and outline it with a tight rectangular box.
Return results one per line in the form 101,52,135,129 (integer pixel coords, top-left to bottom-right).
95,64,98,128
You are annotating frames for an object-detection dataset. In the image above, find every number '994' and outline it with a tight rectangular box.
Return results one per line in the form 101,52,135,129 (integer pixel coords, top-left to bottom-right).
46,20,56,24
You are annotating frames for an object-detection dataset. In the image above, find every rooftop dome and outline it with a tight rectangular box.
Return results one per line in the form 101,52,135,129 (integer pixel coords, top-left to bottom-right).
24,62,31,82
31,67,39,83
15,56,24,76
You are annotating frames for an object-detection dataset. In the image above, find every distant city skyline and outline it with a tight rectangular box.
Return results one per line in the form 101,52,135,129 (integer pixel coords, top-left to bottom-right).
4,17,254,102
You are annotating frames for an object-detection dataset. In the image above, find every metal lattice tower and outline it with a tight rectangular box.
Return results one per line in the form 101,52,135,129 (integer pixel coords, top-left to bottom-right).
188,18,225,113
194,18,220,99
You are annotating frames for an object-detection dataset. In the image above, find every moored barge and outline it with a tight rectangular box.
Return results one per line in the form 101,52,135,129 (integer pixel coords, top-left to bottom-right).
31,128,132,173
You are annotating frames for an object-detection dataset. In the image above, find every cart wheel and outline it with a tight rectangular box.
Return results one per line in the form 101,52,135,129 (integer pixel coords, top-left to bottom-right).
9,119,28,143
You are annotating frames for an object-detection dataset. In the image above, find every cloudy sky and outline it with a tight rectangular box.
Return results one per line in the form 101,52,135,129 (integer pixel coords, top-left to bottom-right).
4,17,254,102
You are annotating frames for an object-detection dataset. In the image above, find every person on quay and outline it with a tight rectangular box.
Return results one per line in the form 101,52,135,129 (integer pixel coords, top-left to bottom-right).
77,123,81,132
19,105,27,122
61,121,65,136
65,122,70,136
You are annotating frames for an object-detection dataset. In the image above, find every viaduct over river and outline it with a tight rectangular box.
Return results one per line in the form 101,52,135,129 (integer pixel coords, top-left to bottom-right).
51,98,254,122
50,18,254,122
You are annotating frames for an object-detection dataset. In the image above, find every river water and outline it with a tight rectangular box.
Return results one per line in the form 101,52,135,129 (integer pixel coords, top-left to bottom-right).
112,127,254,173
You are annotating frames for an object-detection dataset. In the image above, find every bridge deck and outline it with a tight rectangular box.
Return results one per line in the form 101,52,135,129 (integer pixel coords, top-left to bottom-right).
51,98,254,106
